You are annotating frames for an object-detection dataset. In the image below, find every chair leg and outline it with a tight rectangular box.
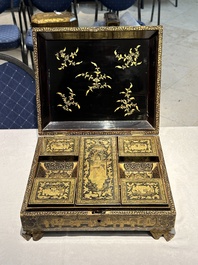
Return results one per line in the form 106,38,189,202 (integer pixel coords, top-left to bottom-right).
95,0,99,22
26,0,34,17
157,0,161,25
73,0,78,20
25,48,34,69
21,47,28,65
151,0,161,25
150,0,156,22
175,0,178,7
137,0,142,21
22,6,29,32
30,50,34,69
141,0,144,9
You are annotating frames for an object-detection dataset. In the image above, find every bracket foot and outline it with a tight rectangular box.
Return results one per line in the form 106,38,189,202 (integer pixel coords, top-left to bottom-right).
150,228,175,241
22,231,44,241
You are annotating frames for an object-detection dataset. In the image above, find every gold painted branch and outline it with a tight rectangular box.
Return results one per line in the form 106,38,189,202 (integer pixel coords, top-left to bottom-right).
57,87,80,112
76,62,112,95
55,47,82,70
114,83,140,116
114,45,142,70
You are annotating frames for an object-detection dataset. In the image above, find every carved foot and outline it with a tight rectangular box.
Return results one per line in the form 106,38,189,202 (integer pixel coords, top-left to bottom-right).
32,232,44,241
21,231,32,241
21,231,44,241
163,229,175,241
150,228,175,241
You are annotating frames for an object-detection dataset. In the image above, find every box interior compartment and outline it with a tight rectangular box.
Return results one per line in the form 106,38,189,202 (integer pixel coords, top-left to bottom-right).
27,136,169,209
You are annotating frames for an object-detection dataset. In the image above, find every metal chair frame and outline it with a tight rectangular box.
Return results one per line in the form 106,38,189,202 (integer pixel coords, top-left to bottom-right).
0,52,37,129
151,0,178,25
0,0,26,63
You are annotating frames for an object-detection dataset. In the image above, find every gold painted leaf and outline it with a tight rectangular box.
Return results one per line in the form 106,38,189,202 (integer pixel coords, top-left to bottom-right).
91,61,97,67
75,73,82,78
114,107,120,112
67,87,72,92
76,61,83,65
136,105,140,111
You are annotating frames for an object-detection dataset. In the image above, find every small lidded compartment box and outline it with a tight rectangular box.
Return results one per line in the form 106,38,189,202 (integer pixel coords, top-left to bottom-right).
21,26,176,241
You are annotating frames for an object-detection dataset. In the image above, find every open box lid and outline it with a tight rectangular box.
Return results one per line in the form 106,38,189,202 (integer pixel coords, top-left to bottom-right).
33,26,163,136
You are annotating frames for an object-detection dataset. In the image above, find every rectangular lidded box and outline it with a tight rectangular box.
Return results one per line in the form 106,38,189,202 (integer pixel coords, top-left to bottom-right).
21,26,176,241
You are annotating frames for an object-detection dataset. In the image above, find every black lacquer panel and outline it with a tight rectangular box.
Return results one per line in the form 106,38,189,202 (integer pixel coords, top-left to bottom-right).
36,29,159,132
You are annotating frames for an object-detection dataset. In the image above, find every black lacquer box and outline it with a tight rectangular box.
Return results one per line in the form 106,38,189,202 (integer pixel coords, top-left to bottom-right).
20,26,176,241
